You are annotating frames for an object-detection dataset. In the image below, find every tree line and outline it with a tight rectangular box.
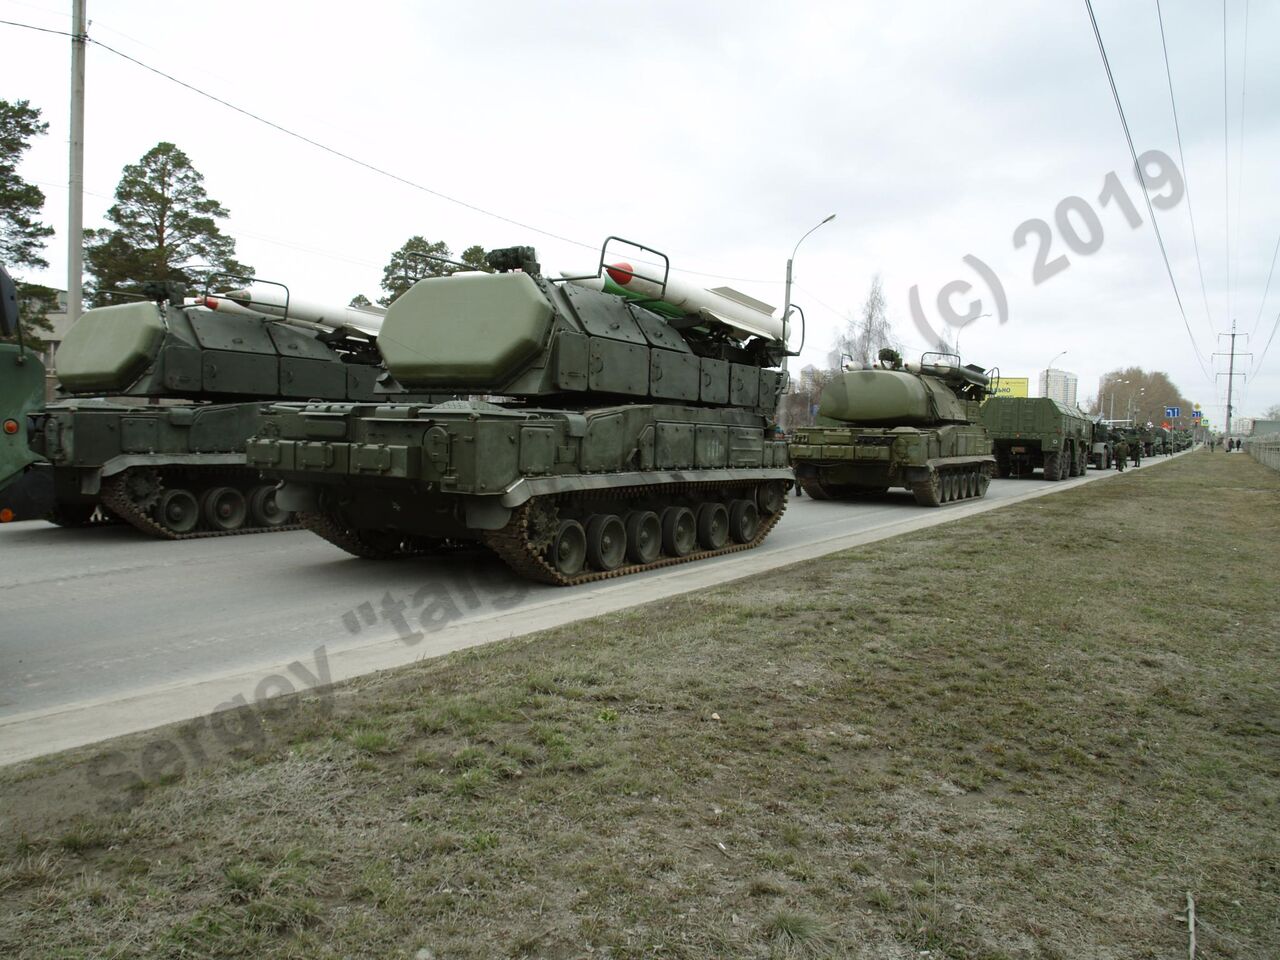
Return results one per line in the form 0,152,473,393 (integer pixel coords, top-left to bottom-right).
0,97,487,344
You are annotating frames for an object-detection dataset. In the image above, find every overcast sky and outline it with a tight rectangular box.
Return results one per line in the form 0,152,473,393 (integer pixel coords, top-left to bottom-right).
4,0,1278,426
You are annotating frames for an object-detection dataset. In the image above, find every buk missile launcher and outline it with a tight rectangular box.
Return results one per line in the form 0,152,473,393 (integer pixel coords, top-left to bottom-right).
0,279,410,537
247,242,792,585
788,349,995,506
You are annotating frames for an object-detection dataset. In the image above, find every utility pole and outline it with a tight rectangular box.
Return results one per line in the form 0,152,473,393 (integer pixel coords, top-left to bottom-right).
67,0,87,326
1214,321,1251,438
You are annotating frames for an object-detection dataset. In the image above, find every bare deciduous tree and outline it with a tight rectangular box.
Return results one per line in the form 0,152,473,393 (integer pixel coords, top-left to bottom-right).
833,274,901,369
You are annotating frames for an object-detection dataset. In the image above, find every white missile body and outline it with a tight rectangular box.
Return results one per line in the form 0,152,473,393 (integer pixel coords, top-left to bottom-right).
204,285,385,339
591,262,783,343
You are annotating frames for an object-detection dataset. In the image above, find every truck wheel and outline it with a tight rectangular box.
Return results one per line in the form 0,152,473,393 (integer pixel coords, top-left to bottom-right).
1043,452,1063,481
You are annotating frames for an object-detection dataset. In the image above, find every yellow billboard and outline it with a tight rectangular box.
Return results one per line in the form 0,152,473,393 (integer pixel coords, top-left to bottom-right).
991,377,1029,399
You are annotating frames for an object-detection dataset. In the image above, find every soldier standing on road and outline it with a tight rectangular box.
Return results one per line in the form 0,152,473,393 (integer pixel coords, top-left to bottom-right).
1131,437,1142,467
1113,437,1127,471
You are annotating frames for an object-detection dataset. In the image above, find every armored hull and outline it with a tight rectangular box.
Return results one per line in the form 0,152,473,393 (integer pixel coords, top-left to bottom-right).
249,243,793,584
789,353,995,507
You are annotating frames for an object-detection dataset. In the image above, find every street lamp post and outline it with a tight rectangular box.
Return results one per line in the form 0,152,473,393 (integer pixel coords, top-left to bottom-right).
1109,379,1128,422
954,313,990,357
781,214,836,371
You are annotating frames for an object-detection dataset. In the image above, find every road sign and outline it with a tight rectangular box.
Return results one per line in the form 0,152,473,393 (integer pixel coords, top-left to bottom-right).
1192,409,1202,420
1165,406,1180,418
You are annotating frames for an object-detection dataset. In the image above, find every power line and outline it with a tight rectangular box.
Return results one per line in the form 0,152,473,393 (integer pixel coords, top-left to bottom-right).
1249,233,1279,347
1083,0,1212,384
0,17,782,287
1154,0,1215,343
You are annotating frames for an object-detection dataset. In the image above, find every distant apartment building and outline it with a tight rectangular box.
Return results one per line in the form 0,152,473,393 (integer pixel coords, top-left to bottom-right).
1039,367,1078,406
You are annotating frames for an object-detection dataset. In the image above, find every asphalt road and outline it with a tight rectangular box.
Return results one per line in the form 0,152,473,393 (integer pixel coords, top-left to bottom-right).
0,455,1180,763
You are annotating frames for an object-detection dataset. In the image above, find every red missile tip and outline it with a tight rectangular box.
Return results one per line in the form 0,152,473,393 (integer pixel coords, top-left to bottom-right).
202,297,220,309
606,262,634,286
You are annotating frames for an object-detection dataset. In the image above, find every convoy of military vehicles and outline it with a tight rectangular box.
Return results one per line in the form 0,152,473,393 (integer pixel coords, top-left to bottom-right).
0,247,1195,585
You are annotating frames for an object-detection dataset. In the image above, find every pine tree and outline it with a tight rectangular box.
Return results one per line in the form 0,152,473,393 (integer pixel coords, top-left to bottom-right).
378,236,453,305
0,99,57,343
85,142,251,305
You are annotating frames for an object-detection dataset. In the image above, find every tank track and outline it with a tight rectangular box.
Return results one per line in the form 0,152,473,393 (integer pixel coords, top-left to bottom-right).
909,464,991,508
483,479,787,587
100,467,302,541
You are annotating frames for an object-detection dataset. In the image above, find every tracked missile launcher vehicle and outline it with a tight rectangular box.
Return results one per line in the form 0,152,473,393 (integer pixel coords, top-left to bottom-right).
788,350,995,506
0,280,405,537
980,396,1094,480
247,242,792,585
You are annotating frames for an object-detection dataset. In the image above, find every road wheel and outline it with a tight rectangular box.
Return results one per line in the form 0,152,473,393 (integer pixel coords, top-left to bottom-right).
157,488,200,533
976,468,991,498
1043,452,1063,481
201,486,248,531
696,502,729,550
727,499,760,543
585,514,627,572
248,484,291,527
624,510,661,565
549,519,587,576
661,506,696,557
756,481,786,515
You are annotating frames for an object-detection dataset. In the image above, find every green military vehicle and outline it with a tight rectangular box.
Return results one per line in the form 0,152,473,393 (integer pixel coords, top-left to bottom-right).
0,267,46,522
1089,418,1115,470
788,349,995,506
247,243,792,585
980,396,1093,480
0,280,407,537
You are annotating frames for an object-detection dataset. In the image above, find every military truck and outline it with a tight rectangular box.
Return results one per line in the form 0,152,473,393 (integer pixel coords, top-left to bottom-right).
247,242,792,585
1089,418,1115,470
980,397,1093,480
0,280,408,537
788,349,995,506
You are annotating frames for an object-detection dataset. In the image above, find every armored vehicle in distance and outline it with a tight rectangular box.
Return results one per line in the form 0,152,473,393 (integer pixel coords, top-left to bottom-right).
1,281,399,537
980,396,1093,481
247,243,792,585
788,350,995,506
